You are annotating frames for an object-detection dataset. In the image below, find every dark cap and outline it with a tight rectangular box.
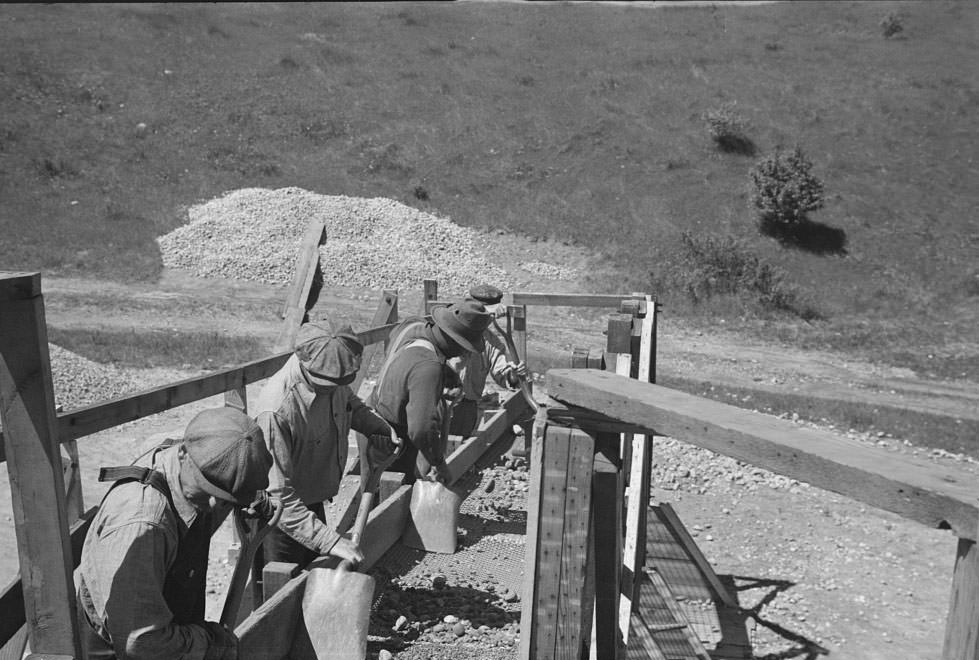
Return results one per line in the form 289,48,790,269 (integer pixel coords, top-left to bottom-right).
295,322,363,387
468,284,504,305
432,298,492,353
182,408,272,506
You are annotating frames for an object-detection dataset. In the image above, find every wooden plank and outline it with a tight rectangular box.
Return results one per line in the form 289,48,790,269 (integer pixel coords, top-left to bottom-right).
0,275,80,658
236,569,306,660
620,435,652,641
224,387,247,414
351,290,399,394
361,484,412,570
654,503,737,609
533,426,572,659
275,218,327,352
511,292,644,308
0,510,94,648
592,438,623,659
544,401,650,436
423,279,438,315
555,429,595,658
262,562,300,602
445,391,531,485
0,272,41,301
519,408,547,660
943,534,979,660
547,369,979,541
52,323,397,446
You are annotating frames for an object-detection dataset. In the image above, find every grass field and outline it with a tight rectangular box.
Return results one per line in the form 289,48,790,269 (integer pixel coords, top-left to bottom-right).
1,2,976,373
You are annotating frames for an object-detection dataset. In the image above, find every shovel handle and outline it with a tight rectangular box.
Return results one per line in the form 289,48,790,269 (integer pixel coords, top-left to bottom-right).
491,317,538,413
221,498,282,627
339,488,374,572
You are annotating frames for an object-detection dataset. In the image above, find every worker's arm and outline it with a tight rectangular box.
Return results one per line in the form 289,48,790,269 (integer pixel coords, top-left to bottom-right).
404,358,447,468
487,344,526,389
93,519,233,660
259,411,342,556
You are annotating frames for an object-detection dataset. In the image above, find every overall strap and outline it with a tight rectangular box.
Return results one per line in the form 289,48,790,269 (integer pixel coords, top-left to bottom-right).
373,321,436,395
98,466,182,530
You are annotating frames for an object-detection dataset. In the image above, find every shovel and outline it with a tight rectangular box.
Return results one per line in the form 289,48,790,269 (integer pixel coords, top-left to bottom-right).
298,434,402,659
401,394,463,554
220,493,283,628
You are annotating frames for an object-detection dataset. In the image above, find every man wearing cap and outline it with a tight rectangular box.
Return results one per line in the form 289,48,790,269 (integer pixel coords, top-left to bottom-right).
76,407,273,660
448,284,528,437
254,321,401,567
369,298,493,483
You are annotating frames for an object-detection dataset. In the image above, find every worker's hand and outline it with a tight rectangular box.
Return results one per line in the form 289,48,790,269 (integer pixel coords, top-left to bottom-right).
426,459,451,485
504,361,528,387
387,425,404,457
328,537,365,566
203,621,238,660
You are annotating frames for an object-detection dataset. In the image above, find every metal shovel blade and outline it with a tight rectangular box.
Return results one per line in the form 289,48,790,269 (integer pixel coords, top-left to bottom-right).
294,566,375,660
401,480,462,554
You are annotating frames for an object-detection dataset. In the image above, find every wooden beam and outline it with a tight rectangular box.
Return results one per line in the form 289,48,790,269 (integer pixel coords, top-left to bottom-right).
592,436,623,659
351,290,398,394
236,569,305,660
0,273,80,658
275,218,327,352
944,519,979,660
519,408,547,660
544,400,650,436
422,279,438,315
48,323,399,447
510,292,645,308
547,369,979,541
444,391,531,485
262,562,300,602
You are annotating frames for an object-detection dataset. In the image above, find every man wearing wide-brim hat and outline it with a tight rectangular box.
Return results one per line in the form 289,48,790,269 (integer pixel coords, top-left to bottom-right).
369,297,493,483
77,407,273,660
447,284,528,437
254,321,401,567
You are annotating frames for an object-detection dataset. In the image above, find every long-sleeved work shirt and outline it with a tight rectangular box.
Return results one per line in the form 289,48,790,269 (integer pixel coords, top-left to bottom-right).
76,447,228,660
368,318,449,466
450,329,512,401
253,353,390,555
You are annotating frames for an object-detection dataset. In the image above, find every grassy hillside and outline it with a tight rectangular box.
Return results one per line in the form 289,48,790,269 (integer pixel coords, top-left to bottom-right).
1,2,976,374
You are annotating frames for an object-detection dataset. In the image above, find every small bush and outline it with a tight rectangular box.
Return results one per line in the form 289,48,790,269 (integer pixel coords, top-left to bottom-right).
667,231,821,320
702,104,755,155
749,146,824,227
880,13,904,39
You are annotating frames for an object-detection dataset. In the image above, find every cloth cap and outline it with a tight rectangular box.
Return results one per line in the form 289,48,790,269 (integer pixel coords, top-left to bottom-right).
295,321,363,387
182,408,272,506
468,284,504,305
432,299,492,353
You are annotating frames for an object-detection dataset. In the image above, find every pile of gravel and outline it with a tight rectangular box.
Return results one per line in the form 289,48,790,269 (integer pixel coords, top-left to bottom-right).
518,260,578,281
48,344,144,412
158,188,512,295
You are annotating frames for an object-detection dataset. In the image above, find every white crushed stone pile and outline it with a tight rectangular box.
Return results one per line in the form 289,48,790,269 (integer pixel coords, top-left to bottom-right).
48,344,144,412
158,188,512,294
519,260,578,281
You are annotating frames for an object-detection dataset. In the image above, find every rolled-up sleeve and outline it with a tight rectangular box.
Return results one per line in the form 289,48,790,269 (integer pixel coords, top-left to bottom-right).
259,410,341,555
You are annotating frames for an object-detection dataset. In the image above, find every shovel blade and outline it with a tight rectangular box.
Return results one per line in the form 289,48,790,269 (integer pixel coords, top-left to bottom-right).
292,567,375,660
401,480,461,554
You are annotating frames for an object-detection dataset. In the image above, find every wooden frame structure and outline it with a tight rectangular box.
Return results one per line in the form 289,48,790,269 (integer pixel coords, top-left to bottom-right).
6,256,977,660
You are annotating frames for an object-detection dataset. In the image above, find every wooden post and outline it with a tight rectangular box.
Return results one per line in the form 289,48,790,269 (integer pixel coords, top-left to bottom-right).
352,290,398,397
592,433,623,660
422,279,438,316
520,421,595,659
275,218,327,352
0,273,81,658
944,524,979,660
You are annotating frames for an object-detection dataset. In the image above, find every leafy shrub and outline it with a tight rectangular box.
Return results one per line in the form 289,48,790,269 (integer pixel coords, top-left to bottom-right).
749,146,824,227
880,13,904,39
702,104,755,155
667,231,821,320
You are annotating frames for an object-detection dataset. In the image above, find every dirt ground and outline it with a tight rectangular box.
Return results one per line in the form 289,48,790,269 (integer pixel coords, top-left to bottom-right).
2,256,978,659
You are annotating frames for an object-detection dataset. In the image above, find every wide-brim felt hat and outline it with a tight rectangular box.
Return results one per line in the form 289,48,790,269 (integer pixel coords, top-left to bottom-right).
432,299,492,353
295,321,363,387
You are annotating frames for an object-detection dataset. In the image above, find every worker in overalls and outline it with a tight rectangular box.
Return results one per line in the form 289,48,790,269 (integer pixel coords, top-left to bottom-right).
254,321,401,567
369,297,493,483
76,407,274,660
447,284,528,437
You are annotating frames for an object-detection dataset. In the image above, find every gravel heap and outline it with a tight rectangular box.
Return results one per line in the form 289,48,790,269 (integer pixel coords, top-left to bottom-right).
518,260,578,281
48,344,144,412
158,188,512,295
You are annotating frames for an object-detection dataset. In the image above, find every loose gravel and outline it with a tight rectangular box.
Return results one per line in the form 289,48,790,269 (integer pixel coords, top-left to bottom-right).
48,344,145,411
158,188,513,295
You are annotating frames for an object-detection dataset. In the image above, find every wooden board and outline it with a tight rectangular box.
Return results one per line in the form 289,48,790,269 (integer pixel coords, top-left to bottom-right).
510,292,645,308
547,369,979,541
445,391,532,485
275,218,327,352
0,275,80,657
351,290,398,395
944,535,979,660
654,503,736,608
